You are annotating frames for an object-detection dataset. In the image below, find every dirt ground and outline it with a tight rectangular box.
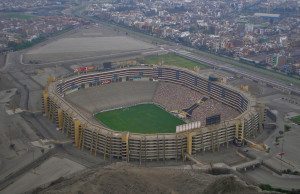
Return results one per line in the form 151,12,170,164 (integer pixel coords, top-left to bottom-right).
22,25,157,64
0,54,6,68
35,163,271,194
194,145,250,166
0,72,14,90
228,77,279,97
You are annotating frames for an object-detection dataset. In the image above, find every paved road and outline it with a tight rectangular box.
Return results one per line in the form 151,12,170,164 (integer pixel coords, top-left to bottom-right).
246,167,300,190
238,97,300,190
170,49,300,95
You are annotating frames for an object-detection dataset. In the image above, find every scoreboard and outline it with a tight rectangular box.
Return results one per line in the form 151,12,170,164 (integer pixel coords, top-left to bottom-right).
206,114,221,126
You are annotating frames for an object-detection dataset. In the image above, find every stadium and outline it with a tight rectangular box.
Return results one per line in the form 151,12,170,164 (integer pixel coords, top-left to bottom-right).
42,65,263,162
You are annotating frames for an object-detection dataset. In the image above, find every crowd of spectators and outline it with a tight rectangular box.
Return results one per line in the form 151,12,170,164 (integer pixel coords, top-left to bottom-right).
153,82,240,124
191,99,240,124
153,82,203,111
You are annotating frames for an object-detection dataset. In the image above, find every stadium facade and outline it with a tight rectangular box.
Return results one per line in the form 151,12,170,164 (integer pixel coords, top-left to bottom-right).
42,66,264,162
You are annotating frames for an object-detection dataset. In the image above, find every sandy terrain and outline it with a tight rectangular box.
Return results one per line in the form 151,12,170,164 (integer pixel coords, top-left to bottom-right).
31,66,70,87
27,37,153,54
20,24,159,65
36,163,270,194
22,31,157,64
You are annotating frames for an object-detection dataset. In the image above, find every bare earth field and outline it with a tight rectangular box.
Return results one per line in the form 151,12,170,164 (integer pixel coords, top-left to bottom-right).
23,34,156,64
27,37,154,54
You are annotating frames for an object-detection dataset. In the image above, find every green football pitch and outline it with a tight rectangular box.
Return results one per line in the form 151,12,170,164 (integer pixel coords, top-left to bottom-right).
94,104,185,134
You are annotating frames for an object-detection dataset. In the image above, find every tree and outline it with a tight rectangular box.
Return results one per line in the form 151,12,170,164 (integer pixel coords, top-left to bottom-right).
284,124,291,132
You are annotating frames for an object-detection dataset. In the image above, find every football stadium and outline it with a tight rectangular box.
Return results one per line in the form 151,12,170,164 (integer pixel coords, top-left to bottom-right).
42,65,264,162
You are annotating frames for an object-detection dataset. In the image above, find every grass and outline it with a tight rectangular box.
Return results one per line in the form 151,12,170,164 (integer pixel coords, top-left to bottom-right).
95,104,185,134
0,12,36,20
143,53,209,69
290,115,300,125
259,184,300,194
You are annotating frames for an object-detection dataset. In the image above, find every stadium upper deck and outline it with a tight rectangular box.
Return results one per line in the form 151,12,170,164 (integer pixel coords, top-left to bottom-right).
42,65,264,162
